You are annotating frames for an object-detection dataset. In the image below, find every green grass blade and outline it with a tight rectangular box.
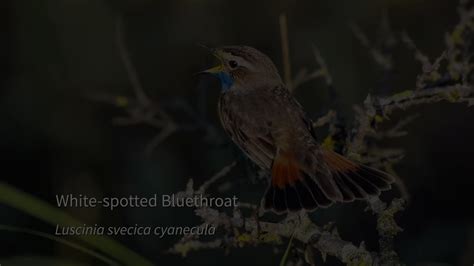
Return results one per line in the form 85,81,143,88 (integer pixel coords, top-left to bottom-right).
279,231,295,266
0,182,154,266
0,224,119,265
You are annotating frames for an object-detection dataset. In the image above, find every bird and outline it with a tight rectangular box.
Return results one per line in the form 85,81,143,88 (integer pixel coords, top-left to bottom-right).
201,45,394,213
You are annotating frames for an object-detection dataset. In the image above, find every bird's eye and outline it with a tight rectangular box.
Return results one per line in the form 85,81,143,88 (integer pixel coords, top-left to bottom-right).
228,60,238,69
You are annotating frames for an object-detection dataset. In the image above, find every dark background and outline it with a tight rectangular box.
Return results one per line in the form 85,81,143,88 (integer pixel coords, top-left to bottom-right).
1,0,474,265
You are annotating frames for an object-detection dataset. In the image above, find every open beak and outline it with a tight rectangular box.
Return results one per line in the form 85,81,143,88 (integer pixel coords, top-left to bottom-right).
201,64,224,74
199,47,224,74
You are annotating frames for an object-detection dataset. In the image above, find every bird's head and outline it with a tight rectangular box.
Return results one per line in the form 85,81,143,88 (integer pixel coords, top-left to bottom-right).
201,46,282,91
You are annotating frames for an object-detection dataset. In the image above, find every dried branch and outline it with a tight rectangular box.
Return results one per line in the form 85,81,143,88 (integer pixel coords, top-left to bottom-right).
375,114,419,139
350,23,393,71
367,197,405,266
312,110,337,128
170,178,407,265
116,15,150,108
401,32,446,89
280,13,293,90
312,45,333,87
170,239,222,257
349,84,474,155
197,161,237,194
291,46,333,91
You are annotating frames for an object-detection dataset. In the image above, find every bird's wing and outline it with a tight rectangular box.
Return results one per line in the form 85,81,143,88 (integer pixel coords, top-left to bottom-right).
217,84,318,170
218,93,276,170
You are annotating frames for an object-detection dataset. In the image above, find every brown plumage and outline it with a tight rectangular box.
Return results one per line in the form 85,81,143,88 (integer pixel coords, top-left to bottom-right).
203,45,394,213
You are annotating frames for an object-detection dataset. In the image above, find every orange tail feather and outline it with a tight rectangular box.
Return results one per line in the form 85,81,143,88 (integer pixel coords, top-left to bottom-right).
264,149,395,213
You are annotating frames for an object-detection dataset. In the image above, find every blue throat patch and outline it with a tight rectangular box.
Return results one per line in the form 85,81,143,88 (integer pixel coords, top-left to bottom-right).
214,72,234,91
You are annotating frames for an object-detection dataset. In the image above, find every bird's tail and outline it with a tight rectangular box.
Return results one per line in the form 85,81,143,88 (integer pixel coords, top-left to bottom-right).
263,149,394,213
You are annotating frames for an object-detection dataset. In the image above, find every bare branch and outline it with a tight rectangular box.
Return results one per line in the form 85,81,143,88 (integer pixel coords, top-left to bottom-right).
401,32,446,89
367,198,405,266
115,15,150,107
312,45,333,86
291,46,333,91
313,110,337,128
350,23,393,70
197,161,237,194
144,124,177,156
279,13,293,90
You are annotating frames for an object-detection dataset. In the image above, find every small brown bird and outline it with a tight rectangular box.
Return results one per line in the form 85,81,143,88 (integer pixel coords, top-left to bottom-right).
202,46,394,213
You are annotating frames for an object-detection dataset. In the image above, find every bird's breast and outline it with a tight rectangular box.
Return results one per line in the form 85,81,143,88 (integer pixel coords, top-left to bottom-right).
219,90,268,122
